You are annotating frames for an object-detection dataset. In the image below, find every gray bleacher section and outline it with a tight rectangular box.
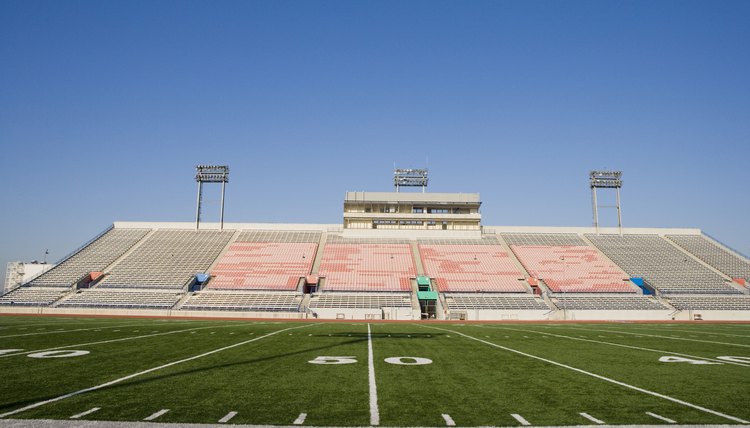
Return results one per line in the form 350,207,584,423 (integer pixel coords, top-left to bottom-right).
417,236,502,245
29,228,150,287
309,293,412,309
666,295,750,311
98,230,234,289
667,235,750,281
554,295,669,310
0,287,67,306
58,289,181,309
586,234,738,295
182,291,302,312
236,230,321,243
444,293,550,310
500,233,587,246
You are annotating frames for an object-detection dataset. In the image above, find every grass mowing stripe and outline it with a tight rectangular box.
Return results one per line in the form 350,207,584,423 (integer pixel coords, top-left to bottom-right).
368,323,380,426
0,322,169,339
564,326,750,348
482,325,750,367
0,325,221,358
423,325,750,425
0,323,313,419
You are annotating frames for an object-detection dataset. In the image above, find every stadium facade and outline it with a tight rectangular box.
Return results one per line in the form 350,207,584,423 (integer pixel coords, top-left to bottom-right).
2,190,749,321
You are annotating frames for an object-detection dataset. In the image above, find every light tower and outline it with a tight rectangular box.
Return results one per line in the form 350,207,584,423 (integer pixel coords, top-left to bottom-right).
393,168,428,192
590,170,623,235
195,165,229,230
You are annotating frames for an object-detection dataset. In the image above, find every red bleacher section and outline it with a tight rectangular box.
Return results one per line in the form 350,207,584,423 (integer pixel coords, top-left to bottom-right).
510,245,634,293
209,242,317,290
318,244,415,292
419,244,527,292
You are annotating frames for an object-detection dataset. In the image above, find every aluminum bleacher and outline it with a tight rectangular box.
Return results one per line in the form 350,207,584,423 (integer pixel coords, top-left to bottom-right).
666,295,750,311
58,289,181,309
0,287,67,306
209,242,316,290
318,243,416,292
444,293,549,310
501,233,587,246
667,235,750,282
309,292,412,309
553,295,669,310
586,234,739,295
29,228,150,287
509,245,634,293
419,244,527,292
97,230,234,289
182,291,302,312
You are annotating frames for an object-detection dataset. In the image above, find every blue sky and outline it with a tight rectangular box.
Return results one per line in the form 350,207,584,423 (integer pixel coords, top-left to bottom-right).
1,0,749,280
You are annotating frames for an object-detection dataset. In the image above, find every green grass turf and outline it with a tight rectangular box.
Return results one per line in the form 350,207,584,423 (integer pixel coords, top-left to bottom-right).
1,316,749,426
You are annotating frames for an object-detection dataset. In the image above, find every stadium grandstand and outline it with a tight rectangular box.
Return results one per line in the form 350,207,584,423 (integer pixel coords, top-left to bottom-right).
3,170,749,321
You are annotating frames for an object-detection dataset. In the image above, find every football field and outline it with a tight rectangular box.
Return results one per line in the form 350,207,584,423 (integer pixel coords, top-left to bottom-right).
0,316,749,427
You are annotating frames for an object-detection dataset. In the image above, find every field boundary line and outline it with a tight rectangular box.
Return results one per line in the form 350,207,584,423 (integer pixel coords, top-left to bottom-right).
480,325,750,367
562,326,750,348
368,323,380,426
422,325,749,424
0,323,314,419
0,325,229,358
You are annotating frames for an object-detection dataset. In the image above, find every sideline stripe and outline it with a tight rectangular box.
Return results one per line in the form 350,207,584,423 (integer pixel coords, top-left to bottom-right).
144,409,169,421
510,413,531,426
646,411,676,423
219,411,238,423
367,323,380,426
0,325,222,358
293,412,307,425
442,413,455,426
580,412,605,424
0,324,313,419
423,325,749,425
482,325,750,368
69,407,100,419
0,322,166,339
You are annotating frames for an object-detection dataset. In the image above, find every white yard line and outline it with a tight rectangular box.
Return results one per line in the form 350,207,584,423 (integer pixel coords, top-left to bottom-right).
441,413,455,426
367,323,380,426
510,413,531,426
0,324,313,419
562,326,750,348
646,411,676,423
580,412,605,424
69,407,100,419
218,411,238,423
618,325,750,339
481,325,750,367
143,409,169,421
0,325,222,358
293,412,307,425
422,325,749,425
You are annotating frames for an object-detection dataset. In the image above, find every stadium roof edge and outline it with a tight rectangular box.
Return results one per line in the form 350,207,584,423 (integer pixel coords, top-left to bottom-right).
111,221,701,235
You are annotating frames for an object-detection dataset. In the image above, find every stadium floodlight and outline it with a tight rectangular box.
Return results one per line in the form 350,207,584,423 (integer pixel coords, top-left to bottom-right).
589,170,623,235
195,165,229,230
394,168,428,193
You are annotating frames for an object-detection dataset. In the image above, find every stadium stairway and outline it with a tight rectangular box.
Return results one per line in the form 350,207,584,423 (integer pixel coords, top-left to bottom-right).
310,231,328,275
172,291,194,310
48,288,79,308
410,241,426,276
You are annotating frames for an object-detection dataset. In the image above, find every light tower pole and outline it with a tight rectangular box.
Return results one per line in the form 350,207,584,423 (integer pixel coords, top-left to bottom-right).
195,165,229,230
590,170,623,235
